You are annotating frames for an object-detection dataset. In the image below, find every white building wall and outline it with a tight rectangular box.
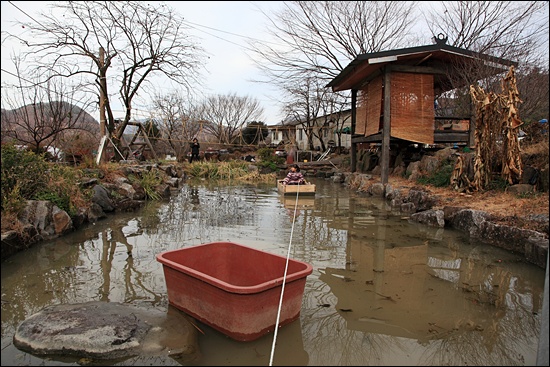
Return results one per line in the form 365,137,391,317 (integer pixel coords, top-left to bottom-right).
270,130,284,146
268,110,352,152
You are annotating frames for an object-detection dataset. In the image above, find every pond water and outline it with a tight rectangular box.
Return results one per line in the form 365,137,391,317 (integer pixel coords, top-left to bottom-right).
1,178,546,366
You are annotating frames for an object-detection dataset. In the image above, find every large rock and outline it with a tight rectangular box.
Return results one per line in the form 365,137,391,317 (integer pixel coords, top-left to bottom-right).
346,175,548,268
52,205,72,234
13,301,200,362
14,200,74,242
92,185,115,212
448,209,490,238
479,221,549,268
410,209,445,228
406,188,439,212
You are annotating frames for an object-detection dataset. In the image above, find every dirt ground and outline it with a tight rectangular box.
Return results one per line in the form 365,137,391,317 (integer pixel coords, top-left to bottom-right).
318,153,549,234
386,174,549,233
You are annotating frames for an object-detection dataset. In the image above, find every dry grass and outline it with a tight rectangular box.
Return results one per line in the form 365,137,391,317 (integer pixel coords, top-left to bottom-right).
521,140,549,169
387,174,549,233
324,145,549,233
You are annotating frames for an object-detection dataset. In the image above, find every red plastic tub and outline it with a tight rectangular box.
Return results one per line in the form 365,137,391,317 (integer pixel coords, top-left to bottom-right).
156,241,313,341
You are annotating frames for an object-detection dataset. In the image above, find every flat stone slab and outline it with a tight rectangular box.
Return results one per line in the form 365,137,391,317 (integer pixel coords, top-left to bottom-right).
13,301,200,362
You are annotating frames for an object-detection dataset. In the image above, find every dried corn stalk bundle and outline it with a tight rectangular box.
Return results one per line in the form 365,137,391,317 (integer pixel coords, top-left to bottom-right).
500,66,523,184
450,154,472,192
453,66,523,192
469,85,499,192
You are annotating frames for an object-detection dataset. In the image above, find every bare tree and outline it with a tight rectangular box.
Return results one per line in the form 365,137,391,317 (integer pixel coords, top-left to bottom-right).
1,59,97,159
151,92,202,162
248,1,418,137
319,93,351,153
281,74,350,152
3,1,207,160
423,3,549,193
198,93,264,146
424,1,548,64
425,1,549,109
282,76,327,151
251,1,418,84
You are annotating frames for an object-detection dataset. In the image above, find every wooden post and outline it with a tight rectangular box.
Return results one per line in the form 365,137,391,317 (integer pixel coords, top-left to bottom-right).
351,89,357,173
381,68,392,185
468,92,475,148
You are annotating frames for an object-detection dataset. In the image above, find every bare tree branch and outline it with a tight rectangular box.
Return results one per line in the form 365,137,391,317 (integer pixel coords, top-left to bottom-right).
198,93,264,146
1,58,97,159
248,1,418,130
151,91,202,161
3,1,207,159
425,1,549,65
250,1,418,84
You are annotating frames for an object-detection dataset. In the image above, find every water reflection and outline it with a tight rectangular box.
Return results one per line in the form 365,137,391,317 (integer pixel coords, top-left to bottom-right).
0,179,545,366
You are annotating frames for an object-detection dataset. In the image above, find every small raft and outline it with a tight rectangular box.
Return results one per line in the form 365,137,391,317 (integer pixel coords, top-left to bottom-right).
277,179,316,196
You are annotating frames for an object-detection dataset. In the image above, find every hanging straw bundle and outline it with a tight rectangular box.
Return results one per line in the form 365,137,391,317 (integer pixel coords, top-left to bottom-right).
452,66,524,192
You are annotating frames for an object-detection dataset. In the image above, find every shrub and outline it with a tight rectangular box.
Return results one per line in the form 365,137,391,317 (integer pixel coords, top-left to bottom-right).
488,176,510,191
38,164,90,215
1,143,89,216
128,169,164,201
256,147,284,171
34,191,71,213
183,160,276,182
185,161,221,179
1,184,26,216
1,144,49,211
257,147,275,161
417,164,454,187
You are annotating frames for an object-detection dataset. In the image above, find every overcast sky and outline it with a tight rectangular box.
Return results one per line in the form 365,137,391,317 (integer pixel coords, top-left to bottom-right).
2,1,548,126
1,1,287,124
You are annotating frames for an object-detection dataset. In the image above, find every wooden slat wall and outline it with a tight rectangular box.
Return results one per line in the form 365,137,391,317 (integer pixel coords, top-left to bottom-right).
390,72,434,144
356,75,383,138
356,90,367,136
365,75,383,137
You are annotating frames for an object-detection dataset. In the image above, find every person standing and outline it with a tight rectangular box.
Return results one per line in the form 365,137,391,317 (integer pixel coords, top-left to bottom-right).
189,138,200,163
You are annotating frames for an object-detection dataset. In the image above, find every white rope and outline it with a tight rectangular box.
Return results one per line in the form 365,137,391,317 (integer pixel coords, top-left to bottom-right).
269,184,301,366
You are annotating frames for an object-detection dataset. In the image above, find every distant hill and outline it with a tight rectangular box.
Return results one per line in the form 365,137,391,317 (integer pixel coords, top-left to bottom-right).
1,101,100,147
1,102,102,162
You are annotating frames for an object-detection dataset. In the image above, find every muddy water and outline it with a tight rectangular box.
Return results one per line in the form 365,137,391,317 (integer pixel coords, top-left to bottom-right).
1,178,545,366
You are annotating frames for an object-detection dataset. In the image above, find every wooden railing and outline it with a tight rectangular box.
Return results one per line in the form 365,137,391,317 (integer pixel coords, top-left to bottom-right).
351,116,472,145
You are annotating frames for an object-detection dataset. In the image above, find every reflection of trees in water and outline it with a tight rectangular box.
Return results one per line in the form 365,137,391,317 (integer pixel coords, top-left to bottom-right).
0,238,82,335
296,215,349,256
294,194,544,366
420,318,539,365
95,218,164,306
152,185,258,246
301,264,542,366
418,244,543,365
199,188,256,227
301,242,543,365
137,201,163,234
295,202,414,365
300,278,407,365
